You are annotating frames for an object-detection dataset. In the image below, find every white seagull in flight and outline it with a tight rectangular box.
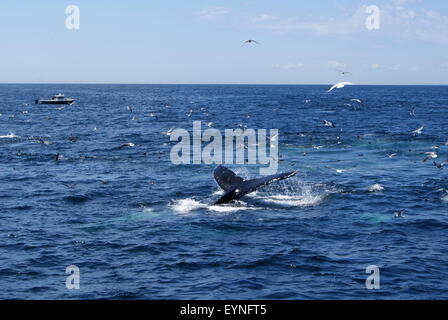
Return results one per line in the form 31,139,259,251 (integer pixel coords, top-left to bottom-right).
241,39,260,47
328,82,354,92
412,126,424,136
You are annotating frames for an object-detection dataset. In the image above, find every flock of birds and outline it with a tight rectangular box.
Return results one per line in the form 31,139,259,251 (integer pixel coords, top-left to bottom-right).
238,39,447,216
2,39,447,216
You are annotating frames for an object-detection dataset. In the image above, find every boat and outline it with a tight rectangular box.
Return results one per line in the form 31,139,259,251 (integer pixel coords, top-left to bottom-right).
35,93,75,105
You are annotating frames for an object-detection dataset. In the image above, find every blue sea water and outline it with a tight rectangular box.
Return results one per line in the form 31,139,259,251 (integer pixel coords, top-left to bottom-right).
0,84,447,299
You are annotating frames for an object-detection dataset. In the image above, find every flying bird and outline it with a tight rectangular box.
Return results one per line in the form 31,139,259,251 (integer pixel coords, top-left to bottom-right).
423,152,438,162
163,128,174,136
241,39,260,47
337,70,351,75
323,120,335,128
412,126,424,136
118,142,135,149
388,153,398,158
328,82,354,92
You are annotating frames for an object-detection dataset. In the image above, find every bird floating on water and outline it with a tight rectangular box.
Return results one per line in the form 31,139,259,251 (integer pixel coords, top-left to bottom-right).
433,161,447,169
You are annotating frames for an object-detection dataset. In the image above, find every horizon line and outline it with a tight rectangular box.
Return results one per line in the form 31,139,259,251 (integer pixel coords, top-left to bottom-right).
0,82,448,86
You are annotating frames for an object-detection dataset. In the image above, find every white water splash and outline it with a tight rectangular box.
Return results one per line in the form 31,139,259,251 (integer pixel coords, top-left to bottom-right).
170,198,205,213
169,198,258,214
140,206,154,213
170,175,337,214
368,184,385,192
257,193,323,207
252,178,336,208
0,133,19,139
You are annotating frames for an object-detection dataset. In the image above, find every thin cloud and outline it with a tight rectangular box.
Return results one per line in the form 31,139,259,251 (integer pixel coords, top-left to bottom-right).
327,60,347,70
252,14,279,22
275,62,304,70
199,7,229,20
252,1,448,44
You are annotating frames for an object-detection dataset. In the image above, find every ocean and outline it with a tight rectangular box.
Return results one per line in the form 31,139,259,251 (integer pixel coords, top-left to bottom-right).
0,84,447,299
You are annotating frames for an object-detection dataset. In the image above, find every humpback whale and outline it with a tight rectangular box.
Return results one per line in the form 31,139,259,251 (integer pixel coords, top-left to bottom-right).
213,165,297,205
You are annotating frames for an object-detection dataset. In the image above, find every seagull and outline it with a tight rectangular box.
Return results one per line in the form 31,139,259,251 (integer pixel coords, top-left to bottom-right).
350,99,363,104
336,70,351,75
433,161,448,169
270,133,278,141
412,126,424,136
388,153,398,158
118,142,135,149
127,106,133,113
241,39,259,47
410,108,416,117
323,120,335,128
423,152,438,162
328,82,354,92
163,128,174,136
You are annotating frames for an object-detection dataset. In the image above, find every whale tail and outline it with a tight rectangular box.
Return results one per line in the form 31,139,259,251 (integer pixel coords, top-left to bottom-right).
213,165,297,205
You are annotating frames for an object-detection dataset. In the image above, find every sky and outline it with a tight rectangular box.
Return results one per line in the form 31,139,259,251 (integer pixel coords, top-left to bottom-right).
0,0,447,84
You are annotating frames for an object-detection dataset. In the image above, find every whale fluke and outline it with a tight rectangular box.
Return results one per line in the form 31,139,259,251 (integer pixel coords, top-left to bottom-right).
213,165,297,205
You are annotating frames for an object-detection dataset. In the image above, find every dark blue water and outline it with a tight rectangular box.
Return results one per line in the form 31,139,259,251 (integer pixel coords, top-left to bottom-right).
1,84,447,299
